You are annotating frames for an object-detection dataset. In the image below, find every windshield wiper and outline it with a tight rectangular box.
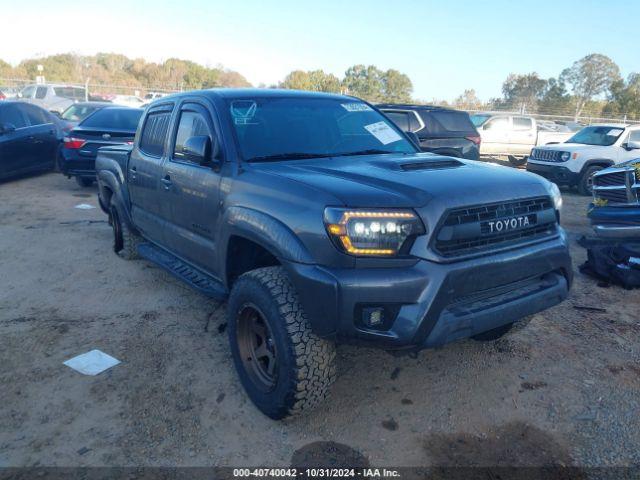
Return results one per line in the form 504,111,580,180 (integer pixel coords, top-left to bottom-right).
246,153,332,162
333,149,402,157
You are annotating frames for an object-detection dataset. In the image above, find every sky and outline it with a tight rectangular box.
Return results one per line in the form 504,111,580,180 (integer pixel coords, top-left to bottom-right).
1,0,638,102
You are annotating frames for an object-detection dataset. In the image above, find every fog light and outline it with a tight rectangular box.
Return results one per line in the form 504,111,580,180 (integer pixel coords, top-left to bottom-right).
363,307,385,328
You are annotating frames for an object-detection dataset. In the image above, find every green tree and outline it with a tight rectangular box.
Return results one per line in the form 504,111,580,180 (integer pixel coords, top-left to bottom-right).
280,69,341,92
604,73,640,120
561,53,621,120
501,73,547,113
382,69,413,103
0,59,13,78
342,65,413,103
538,77,572,115
453,89,482,110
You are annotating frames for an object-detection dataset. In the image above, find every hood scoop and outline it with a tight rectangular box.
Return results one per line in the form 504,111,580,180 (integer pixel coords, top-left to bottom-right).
400,159,463,171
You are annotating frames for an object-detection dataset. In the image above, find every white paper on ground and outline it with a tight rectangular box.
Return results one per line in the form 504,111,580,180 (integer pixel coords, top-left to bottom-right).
64,349,120,376
364,121,403,145
75,204,95,210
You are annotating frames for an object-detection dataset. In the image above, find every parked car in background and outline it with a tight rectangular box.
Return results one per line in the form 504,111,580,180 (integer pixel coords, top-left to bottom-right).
18,84,87,114
378,104,481,160
527,124,640,195
0,101,60,180
0,86,19,100
144,92,169,101
110,95,146,108
588,159,640,238
471,113,573,166
59,107,142,187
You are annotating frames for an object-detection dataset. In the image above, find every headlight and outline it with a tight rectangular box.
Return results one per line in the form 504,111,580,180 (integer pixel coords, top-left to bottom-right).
324,208,425,256
560,151,571,162
545,181,563,210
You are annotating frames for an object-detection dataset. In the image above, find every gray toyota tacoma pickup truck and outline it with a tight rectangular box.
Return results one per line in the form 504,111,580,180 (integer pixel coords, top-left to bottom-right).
96,89,572,419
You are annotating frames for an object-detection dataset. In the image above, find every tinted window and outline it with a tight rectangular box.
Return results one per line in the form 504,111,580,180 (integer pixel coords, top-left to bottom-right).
424,111,476,134
53,87,86,101
471,114,491,127
22,104,50,126
567,126,624,146
383,111,411,132
1,105,27,128
513,117,533,130
628,130,640,142
35,87,47,99
81,108,143,130
173,110,212,161
140,111,171,156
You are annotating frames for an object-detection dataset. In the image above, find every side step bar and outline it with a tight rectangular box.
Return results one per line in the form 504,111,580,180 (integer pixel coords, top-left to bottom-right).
137,243,227,300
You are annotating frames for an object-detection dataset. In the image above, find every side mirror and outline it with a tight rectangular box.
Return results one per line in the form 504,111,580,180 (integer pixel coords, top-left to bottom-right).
183,135,212,165
51,111,62,118
624,141,640,150
404,131,421,149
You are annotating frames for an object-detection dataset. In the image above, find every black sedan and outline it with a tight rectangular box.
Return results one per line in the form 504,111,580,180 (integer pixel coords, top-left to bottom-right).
59,107,143,187
0,101,61,181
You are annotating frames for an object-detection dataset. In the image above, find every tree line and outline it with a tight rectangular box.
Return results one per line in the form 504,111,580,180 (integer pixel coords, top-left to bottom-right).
1,52,639,121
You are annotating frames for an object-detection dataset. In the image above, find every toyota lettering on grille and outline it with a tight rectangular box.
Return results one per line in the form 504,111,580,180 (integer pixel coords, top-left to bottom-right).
482,214,536,234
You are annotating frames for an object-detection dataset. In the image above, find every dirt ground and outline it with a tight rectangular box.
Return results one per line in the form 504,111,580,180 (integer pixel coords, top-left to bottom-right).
0,172,639,469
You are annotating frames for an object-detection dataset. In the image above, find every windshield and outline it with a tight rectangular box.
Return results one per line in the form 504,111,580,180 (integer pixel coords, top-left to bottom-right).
61,104,102,122
53,87,86,101
470,114,491,127
80,108,143,130
566,126,625,146
228,97,416,161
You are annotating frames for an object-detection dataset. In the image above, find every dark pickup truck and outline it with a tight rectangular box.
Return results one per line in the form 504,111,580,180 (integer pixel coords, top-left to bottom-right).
96,89,572,419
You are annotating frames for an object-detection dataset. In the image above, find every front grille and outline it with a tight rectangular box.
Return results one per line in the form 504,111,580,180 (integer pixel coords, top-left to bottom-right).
594,171,628,187
595,188,629,204
531,149,562,162
434,197,557,257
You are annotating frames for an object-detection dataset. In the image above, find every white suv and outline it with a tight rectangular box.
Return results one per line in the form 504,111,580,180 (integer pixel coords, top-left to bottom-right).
526,124,640,195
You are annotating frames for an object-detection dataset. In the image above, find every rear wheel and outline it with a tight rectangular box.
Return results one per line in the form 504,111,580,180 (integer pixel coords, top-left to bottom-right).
75,176,94,187
578,165,604,196
109,199,140,260
228,266,336,419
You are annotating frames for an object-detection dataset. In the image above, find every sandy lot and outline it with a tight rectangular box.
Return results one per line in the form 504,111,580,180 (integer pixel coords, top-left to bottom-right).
0,172,639,469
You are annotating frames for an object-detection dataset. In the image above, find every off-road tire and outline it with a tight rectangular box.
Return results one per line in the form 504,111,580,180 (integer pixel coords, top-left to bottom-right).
228,266,337,420
109,199,140,260
578,165,603,196
76,176,94,187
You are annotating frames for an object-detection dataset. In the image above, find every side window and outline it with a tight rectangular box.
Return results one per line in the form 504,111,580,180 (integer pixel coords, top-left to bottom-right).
139,111,172,157
35,87,47,99
513,117,533,130
383,111,411,132
484,117,509,130
22,105,50,126
1,105,28,128
173,110,213,163
21,86,36,99
628,130,640,142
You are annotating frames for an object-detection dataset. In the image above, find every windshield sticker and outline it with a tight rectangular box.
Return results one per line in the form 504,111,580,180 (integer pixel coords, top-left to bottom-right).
341,103,373,112
230,100,258,125
364,121,403,145
607,128,624,136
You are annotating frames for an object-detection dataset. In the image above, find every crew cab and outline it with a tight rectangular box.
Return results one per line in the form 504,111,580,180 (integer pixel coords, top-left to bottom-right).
527,124,640,195
588,159,640,238
96,89,572,419
471,113,573,165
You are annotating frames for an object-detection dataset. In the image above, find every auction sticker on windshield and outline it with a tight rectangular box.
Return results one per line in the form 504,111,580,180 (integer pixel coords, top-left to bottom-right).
364,121,403,145
341,103,373,112
607,128,624,136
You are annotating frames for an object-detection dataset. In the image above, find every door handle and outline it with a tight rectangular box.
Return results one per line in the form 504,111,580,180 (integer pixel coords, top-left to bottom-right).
129,166,137,180
161,175,172,190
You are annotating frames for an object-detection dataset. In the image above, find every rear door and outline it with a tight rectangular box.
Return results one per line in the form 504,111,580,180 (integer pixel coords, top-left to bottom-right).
510,116,536,154
20,103,58,169
161,101,223,273
128,103,174,246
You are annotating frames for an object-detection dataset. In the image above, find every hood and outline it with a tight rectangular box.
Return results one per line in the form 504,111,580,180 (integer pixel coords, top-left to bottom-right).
248,153,550,208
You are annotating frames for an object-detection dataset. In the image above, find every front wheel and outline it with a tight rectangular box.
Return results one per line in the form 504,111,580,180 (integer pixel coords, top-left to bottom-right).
578,165,604,196
228,267,336,419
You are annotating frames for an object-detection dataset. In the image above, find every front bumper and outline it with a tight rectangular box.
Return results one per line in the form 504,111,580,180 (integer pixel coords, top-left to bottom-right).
286,232,572,350
527,161,579,186
588,204,640,239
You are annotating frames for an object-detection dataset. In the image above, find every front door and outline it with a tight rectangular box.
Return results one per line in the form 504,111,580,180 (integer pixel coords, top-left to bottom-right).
128,103,174,246
510,116,536,155
0,103,34,177
161,101,222,274
20,104,58,170
480,116,510,155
